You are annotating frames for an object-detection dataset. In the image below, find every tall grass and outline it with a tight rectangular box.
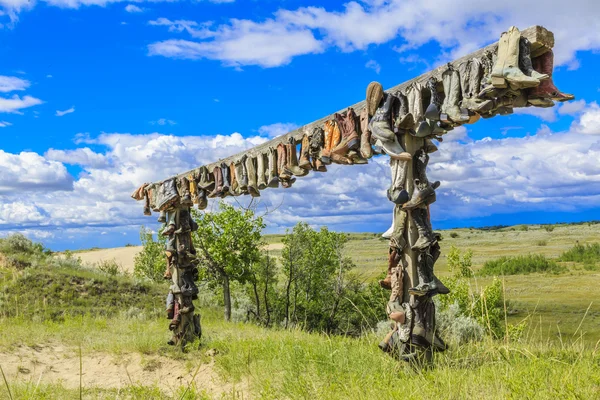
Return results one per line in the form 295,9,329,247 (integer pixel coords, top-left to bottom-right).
479,254,566,276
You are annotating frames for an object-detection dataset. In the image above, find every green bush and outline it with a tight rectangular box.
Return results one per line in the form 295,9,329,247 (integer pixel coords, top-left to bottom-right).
544,225,555,232
479,254,566,276
133,226,166,282
536,240,547,246
449,232,459,238
558,243,600,264
96,259,123,276
446,246,473,278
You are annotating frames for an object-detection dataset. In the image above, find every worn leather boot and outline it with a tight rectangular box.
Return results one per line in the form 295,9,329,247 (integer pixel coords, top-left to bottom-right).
395,91,414,129
207,166,223,198
320,120,334,165
403,180,440,210
277,143,293,180
239,155,249,190
387,158,410,205
491,26,540,89
267,148,280,188
410,299,432,348
528,49,574,104
197,188,207,210
197,166,215,192
406,83,424,124
286,137,309,176
380,247,400,290
298,135,312,170
460,59,494,113
174,207,191,234
232,161,246,195
332,108,360,156
309,127,327,172
369,93,412,160
519,37,549,81
220,163,230,195
366,81,384,117
158,210,167,223
256,153,268,190
409,251,436,296
425,77,442,121
359,107,373,159
410,208,435,251
245,156,260,197
441,67,470,123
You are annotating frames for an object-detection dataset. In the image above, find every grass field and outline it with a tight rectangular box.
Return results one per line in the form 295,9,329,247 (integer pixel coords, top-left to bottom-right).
1,223,599,399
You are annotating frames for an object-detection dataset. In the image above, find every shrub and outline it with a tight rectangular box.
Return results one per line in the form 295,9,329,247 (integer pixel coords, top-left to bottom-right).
436,302,485,345
519,225,529,231
544,225,555,232
446,246,473,278
133,226,166,282
536,240,547,246
449,232,459,238
479,254,566,276
96,259,122,276
558,243,600,264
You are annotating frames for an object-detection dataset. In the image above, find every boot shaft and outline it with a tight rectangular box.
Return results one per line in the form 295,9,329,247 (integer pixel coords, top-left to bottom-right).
256,153,267,189
299,135,311,170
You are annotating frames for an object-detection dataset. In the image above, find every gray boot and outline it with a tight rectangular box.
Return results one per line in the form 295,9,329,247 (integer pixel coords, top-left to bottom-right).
239,155,249,191
256,153,268,190
267,148,280,188
491,26,540,89
441,67,469,123
387,158,409,205
395,91,414,129
245,156,260,197
410,208,436,252
369,93,412,160
424,77,442,121
406,83,424,123
519,37,549,81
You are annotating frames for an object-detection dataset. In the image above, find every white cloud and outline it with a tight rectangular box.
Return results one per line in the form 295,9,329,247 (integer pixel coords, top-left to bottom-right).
56,106,75,117
0,94,43,114
147,0,600,68
569,102,600,135
150,118,176,126
258,122,298,138
45,147,110,168
0,121,12,127
124,4,143,13
365,59,381,74
0,75,30,92
46,74,53,78
514,106,558,122
0,150,73,194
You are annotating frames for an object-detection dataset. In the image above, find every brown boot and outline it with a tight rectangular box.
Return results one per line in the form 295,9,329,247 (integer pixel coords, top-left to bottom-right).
256,153,268,190
298,134,311,170
320,120,334,165
267,148,280,188
359,107,373,159
528,49,574,104
332,108,360,157
245,156,260,197
286,137,309,176
328,118,351,164
380,247,400,290
366,81,384,117
163,252,173,280
277,143,292,180
207,166,223,198
309,127,327,172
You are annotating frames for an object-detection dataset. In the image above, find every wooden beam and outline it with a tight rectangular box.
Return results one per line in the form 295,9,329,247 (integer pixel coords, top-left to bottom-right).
154,25,554,184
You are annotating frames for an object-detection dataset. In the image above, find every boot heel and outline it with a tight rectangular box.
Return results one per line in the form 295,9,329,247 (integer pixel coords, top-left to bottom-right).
491,76,507,88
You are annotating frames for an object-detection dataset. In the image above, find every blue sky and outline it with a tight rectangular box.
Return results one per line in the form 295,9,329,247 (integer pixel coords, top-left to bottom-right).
1,0,600,250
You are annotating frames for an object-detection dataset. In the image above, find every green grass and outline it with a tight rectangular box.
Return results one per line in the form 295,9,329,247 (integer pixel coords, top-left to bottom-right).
559,242,600,264
479,254,566,276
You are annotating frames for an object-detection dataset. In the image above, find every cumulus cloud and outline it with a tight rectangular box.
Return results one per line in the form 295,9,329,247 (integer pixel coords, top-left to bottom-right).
569,102,600,135
124,4,143,13
0,75,30,92
258,122,299,138
146,0,600,68
56,106,75,117
0,94,43,114
0,150,73,193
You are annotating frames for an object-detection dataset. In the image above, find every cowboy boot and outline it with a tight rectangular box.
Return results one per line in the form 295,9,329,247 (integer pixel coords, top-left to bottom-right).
298,135,312,170
403,180,440,210
197,189,207,210
379,247,400,290
207,166,223,198
406,83,424,124
188,173,199,205
158,210,167,223
528,49,574,104
441,67,470,123
320,121,334,165
387,158,410,205
424,77,442,121
245,156,261,197
369,93,412,160
174,207,191,234
395,91,414,129
491,26,540,89
461,59,494,113
220,163,231,195
519,37,549,81
256,153,268,190
197,166,215,192
410,298,432,348
359,107,373,159
267,148,280,188
410,208,435,252
162,209,177,236
347,150,368,164
277,143,293,180
366,81,384,117
332,108,360,156
308,127,327,172
178,177,193,206
239,154,249,190
286,137,309,176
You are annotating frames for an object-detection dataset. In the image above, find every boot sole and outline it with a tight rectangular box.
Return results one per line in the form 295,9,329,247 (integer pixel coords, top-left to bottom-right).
491,76,507,88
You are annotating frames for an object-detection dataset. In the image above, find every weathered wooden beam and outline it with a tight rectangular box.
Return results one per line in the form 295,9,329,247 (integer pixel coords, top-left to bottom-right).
155,25,554,184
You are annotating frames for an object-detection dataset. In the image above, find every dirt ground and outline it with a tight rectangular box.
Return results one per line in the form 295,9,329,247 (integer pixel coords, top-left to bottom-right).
77,243,284,274
2,344,248,397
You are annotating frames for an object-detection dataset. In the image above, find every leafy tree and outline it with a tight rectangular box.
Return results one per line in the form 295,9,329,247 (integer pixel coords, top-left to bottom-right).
191,203,265,321
133,226,166,282
246,251,278,327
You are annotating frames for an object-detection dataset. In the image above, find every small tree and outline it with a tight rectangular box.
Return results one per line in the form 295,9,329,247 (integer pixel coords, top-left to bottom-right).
134,226,166,282
191,203,265,321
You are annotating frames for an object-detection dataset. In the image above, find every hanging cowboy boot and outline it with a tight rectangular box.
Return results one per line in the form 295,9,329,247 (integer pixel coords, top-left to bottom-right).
158,210,167,223
490,26,540,89
174,207,191,234
327,119,351,164
410,298,431,348
230,161,243,196
267,148,280,188
424,77,442,121
256,153,268,190
162,209,177,236
369,93,412,160
519,37,549,81
395,91,414,130
277,143,293,180
239,154,249,191
441,67,470,123
461,59,494,114
409,252,435,297
188,173,199,206
245,155,261,197
403,180,440,210
379,247,400,290
320,120,334,165
359,107,373,159
332,108,360,157
220,163,231,195
366,81,384,117
410,207,436,251
308,126,327,172
298,135,312,171
197,188,207,210
207,166,223,198
286,137,309,176
197,166,215,192
528,49,574,104
406,83,424,124
387,158,410,205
